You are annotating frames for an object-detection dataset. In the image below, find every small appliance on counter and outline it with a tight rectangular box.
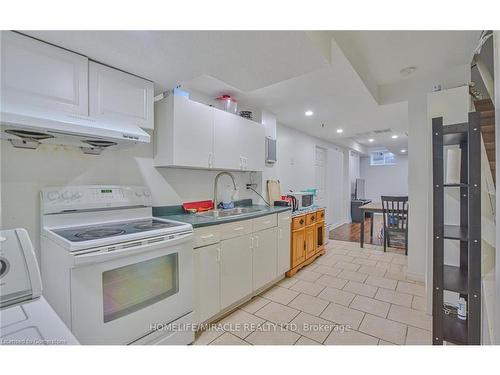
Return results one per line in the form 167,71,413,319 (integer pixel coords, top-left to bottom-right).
287,190,315,211
0,228,79,345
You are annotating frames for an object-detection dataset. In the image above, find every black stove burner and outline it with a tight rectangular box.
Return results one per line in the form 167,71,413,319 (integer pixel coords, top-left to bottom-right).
75,228,126,240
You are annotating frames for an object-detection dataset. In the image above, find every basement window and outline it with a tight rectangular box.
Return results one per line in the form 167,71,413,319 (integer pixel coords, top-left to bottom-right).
370,151,396,166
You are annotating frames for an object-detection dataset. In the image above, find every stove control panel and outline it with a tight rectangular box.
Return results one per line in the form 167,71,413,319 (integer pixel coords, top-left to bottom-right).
41,185,152,214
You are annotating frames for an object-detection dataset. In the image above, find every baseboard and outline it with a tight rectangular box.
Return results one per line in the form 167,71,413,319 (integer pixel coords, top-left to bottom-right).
406,271,425,283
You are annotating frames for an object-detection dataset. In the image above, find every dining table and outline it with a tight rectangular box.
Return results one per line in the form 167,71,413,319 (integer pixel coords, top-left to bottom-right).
358,202,383,248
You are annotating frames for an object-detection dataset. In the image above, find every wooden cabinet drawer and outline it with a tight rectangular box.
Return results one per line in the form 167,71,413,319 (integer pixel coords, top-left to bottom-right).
278,211,292,228
292,215,306,230
317,209,325,222
306,212,317,226
252,214,277,232
193,226,221,248
220,219,253,240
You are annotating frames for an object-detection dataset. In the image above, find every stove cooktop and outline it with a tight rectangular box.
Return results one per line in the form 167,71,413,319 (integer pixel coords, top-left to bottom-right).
52,218,184,243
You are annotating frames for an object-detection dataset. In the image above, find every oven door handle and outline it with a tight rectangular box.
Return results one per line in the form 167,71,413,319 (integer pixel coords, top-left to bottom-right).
73,232,193,266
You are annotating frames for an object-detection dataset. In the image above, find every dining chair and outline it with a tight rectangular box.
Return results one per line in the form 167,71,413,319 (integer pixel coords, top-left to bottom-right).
381,196,409,254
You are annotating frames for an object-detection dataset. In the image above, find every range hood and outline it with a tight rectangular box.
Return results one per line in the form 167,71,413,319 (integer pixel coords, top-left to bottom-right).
0,110,150,154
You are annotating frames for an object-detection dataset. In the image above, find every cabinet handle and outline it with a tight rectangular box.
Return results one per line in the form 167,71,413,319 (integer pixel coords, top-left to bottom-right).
278,227,282,239
250,236,254,249
263,220,271,224
208,152,213,168
303,240,306,253
234,226,244,231
254,235,259,248
200,234,214,239
216,247,221,262
299,219,304,225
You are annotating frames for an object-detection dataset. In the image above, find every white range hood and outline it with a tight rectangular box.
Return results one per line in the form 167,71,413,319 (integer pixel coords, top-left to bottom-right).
0,109,150,154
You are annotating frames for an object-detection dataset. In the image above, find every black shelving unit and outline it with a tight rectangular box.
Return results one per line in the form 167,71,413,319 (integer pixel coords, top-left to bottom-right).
432,112,481,345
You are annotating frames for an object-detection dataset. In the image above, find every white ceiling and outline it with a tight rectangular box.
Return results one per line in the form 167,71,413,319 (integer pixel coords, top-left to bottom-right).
20,30,480,152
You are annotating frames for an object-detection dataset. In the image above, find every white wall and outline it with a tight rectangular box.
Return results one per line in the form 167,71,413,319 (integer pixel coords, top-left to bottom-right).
359,155,408,201
348,151,360,199
0,139,260,261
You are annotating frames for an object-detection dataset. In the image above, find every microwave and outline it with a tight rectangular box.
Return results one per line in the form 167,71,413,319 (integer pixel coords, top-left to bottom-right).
288,192,315,210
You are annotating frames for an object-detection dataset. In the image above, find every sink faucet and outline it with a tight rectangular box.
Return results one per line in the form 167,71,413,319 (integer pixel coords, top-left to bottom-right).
213,171,237,208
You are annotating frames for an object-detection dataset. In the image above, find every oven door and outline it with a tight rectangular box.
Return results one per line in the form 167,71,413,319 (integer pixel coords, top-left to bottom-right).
69,232,193,344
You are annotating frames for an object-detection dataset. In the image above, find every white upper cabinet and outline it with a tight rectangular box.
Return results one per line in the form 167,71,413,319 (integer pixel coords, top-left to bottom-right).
89,62,154,129
155,95,214,168
1,31,89,116
155,96,265,171
213,108,265,171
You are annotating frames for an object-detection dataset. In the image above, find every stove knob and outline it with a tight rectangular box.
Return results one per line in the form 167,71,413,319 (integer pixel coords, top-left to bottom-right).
62,191,72,200
48,191,60,201
135,191,143,197
73,192,83,199
143,190,151,197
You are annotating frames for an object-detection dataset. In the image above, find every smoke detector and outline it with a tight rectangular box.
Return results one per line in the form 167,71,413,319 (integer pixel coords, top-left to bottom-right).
400,66,417,78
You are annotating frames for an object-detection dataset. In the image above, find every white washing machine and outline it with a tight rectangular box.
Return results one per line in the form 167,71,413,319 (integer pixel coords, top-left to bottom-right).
0,228,78,345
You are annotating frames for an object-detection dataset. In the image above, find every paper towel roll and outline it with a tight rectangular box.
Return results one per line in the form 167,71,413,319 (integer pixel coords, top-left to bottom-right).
446,148,461,184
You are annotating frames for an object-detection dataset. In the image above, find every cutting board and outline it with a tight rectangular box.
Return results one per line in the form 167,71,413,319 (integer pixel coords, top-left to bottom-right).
267,180,282,204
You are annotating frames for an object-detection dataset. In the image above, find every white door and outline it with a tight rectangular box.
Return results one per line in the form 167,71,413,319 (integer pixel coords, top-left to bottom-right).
315,146,327,208
277,212,291,275
239,117,265,171
89,62,154,129
193,243,220,324
70,234,193,345
220,235,253,309
252,227,278,291
172,96,214,168
213,108,242,170
1,31,89,116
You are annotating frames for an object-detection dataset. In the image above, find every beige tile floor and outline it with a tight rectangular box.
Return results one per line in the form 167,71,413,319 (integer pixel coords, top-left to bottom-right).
194,240,431,345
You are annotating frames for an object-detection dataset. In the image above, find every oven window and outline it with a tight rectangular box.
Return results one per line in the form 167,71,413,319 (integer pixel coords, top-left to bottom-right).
102,254,179,323
302,195,313,207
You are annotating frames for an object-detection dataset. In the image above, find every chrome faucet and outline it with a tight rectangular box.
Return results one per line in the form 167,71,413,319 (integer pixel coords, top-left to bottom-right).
213,171,237,208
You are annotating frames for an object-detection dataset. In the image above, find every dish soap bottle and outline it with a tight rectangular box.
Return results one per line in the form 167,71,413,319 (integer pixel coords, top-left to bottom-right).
457,297,467,320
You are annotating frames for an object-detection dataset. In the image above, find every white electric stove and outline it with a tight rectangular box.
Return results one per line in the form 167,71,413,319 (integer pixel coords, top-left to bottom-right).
0,228,78,345
40,185,195,345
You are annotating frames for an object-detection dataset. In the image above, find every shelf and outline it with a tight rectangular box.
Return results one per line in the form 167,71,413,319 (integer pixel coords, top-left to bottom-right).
442,314,467,345
443,183,468,188
443,225,468,241
443,265,468,294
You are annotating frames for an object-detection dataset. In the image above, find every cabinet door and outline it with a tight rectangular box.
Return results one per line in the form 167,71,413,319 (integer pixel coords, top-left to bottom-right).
291,229,306,268
89,62,154,129
305,225,316,259
238,117,265,171
315,222,325,253
213,108,242,170
193,244,221,324
220,235,253,309
1,31,88,116
277,213,291,275
172,96,214,168
252,228,278,291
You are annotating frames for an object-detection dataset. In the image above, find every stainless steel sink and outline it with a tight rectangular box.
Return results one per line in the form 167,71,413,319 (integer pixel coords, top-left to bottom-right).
196,207,264,219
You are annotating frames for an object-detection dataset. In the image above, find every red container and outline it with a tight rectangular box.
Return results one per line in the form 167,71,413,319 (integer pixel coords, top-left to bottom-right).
182,200,214,213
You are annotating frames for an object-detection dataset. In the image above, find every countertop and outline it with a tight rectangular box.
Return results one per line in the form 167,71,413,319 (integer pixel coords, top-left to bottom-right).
153,204,292,228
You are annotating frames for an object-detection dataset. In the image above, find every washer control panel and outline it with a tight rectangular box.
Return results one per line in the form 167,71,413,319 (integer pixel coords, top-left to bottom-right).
41,185,152,214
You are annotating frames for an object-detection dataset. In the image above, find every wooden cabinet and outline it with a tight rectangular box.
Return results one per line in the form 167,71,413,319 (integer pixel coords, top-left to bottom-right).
287,208,327,277
277,212,291,275
1,31,89,117
252,227,278,291
155,95,265,171
89,62,154,129
220,235,253,309
193,243,220,324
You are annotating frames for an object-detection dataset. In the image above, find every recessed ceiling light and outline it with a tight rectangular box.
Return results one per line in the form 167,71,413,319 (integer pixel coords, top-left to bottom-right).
368,138,374,143
336,128,343,134
401,149,406,153
391,135,399,139
305,110,313,116
400,66,417,77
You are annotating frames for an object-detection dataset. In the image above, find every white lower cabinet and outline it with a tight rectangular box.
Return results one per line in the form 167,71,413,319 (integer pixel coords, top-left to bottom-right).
220,235,253,310
277,212,292,275
252,227,278,291
193,243,220,324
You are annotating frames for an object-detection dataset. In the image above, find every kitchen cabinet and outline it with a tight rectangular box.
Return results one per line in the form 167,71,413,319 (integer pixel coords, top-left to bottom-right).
155,95,265,171
193,243,220,324
220,234,253,309
287,208,326,277
1,31,89,117
277,212,291,275
155,95,214,168
89,62,154,129
252,227,278,291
